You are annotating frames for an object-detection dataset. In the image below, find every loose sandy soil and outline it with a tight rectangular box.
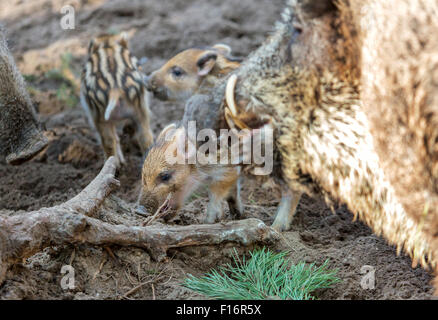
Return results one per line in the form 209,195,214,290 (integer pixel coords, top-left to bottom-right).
0,0,435,300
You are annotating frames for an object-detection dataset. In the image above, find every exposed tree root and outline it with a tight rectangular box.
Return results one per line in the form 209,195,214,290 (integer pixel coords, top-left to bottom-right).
0,157,279,286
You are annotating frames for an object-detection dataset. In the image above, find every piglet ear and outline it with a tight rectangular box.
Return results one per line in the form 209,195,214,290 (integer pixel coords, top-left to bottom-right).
213,43,232,56
157,123,177,143
197,51,217,76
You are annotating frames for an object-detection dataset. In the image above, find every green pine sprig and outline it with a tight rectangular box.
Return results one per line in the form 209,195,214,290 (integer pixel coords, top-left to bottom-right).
183,248,340,300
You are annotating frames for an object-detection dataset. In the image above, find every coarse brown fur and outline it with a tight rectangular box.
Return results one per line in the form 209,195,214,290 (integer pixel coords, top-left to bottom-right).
0,26,48,164
349,1,438,286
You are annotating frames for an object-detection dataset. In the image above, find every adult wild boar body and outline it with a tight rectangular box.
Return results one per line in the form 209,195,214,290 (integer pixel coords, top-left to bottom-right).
0,26,47,164
184,0,438,289
357,0,438,261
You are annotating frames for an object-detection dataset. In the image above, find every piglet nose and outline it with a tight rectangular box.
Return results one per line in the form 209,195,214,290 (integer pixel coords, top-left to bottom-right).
137,195,159,215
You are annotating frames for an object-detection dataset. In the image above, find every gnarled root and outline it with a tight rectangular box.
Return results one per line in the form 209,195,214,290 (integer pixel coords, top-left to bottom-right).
0,157,279,286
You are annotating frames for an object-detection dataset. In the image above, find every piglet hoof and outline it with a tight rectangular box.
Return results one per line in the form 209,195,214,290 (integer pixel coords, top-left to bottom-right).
231,208,245,220
203,215,219,224
227,201,244,220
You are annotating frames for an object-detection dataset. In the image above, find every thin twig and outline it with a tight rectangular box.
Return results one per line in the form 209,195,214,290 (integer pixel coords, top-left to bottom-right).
68,248,76,266
162,275,173,285
104,246,121,267
125,270,137,286
123,259,172,299
92,255,107,280
111,274,119,297
151,284,155,300
123,275,166,298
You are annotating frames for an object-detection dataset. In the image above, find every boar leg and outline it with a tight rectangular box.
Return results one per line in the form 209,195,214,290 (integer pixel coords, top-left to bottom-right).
271,187,302,232
0,27,47,164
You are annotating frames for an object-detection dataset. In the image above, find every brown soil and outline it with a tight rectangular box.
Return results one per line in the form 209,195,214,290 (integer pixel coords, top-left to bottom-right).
0,0,435,300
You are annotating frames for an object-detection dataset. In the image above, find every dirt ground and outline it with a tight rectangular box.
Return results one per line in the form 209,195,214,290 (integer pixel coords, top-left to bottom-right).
0,0,435,300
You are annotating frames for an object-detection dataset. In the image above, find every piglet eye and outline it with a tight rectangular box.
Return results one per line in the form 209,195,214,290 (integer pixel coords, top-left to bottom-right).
170,66,184,78
159,172,172,182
